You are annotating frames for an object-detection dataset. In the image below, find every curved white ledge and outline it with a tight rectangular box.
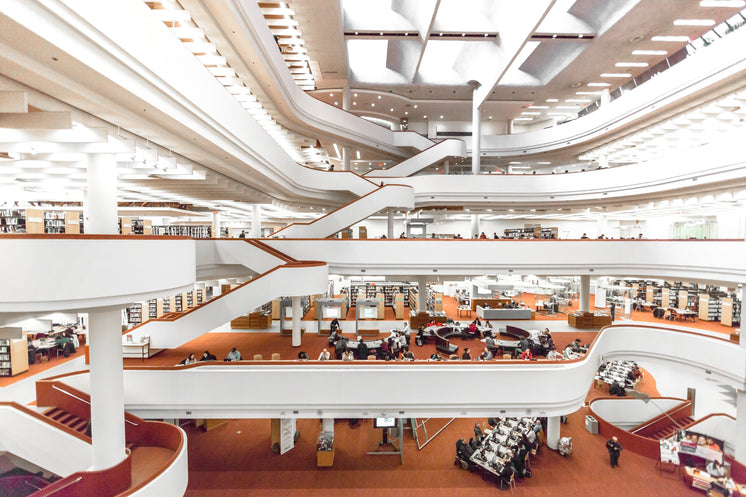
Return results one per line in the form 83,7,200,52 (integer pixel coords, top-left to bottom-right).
0,237,196,313
270,185,415,239
264,239,746,283
55,325,746,419
126,426,188,497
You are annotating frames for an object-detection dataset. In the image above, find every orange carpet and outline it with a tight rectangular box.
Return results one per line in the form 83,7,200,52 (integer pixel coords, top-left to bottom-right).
0,347,85,388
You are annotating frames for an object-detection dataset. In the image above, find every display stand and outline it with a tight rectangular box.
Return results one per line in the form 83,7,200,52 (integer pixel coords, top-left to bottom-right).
355,298,380,336
367,418,404,464
316,298,347,335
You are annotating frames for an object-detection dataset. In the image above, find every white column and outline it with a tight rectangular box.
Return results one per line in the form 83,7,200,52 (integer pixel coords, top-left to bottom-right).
86,154,118,234
291,296,302,347
322,418,334,434
740,286,746,349
417,277,428,313
470,214,480,238
443,160,450,175
598,154,609,169
600,88,611,107
546,416,560,450
507,119,514,135
251,205,262,238
212,283,222,299
736,390,746,459
387,209,395,239
468,80,482,175
596,214,608,237
341,146,351,172
342,85,351,112
88,308,126,469
212,211,221,238
579,275,591,312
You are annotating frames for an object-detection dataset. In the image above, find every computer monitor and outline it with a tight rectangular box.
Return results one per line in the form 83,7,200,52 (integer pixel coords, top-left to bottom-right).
361,307,377,319
322,307,341,319
374,417,396,429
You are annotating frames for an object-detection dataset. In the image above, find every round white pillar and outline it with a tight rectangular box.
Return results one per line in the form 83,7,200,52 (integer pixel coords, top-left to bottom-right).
86,154,118,234
88,308,127,469
468,80,482,175
387,209,395,239
212,211,221,238
579,275,591,312
546,415,561,450
342,146,351,172
470,214,480,238
251,205,262,238
291,296,302,347
736,390,746,460
417,277,428,313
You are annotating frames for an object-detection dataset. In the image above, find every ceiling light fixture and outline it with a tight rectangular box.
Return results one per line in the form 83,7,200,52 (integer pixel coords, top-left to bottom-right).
699,0,745,6
587,82,611,87
673,19,716,26
546,98,559,102
600,73,632,78
413,104,418,108
651,35,691,42
565,98,591,102
632,49,668,55
616,62,649,67
528,105,549,109
423,115,427,118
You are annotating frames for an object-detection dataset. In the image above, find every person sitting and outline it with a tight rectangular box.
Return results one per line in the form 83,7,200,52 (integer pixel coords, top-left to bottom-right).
571,338,588,354
317,348,331,361
334,336,348,359
342,350,355,361
402,351,415,361
55,333,75,357
178,353,196,366
462,347,472,360
356,337,369,360
479,347,494,361
200,350,217,361
328,329,341,346
296,350,309,361
547,347,563,360
428,353,443,361
224,347,242,361
707,460,726,478
609,381,626,397
379,339,390,359
466,322,480,338
474,423,485,442
520,349,533,360
563,345,579,360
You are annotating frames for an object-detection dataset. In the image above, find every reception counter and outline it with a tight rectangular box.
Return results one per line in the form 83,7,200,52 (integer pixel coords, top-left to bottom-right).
476,305,533,320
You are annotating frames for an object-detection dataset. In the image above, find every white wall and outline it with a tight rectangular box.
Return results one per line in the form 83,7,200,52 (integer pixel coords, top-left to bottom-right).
591,398,684,430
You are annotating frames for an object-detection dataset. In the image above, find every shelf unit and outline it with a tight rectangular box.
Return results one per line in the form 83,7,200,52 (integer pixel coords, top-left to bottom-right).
126,303,143,324
152,225,212,238
348,282,414,308
503,226,558,239
0,336,29,377
0,209,26,233
44,211,66,234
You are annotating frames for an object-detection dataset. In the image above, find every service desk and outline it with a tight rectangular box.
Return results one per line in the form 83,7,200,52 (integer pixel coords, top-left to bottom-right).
122,337,150,361
476,306,533,320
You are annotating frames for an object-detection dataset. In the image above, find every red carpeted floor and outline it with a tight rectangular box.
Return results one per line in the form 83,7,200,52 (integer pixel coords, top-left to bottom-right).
183,373,698,497
0,346,85,388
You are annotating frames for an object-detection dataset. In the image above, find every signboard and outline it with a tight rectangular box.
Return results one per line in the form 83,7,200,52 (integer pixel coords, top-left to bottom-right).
676,430,724,463
279,418,296,455
595,288,607,308
659,438,680,465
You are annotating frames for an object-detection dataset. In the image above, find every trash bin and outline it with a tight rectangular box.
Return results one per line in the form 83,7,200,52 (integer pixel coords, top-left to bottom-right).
585,415,599,435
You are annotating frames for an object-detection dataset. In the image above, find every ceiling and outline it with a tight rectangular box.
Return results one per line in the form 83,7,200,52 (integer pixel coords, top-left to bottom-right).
298,0,745,125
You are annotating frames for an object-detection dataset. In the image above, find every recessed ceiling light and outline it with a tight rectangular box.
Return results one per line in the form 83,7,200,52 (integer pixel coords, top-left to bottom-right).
616,62,649,67
488,116,493,119
674,19,716,26
521,111,541,115
514,117,533,121
699,0,745,6
651,36,690,42
423,115,427,118
552,34,557,38
600,73,632,78
546,98,559,102
353,102,357,106
413,104,418,108
632,50,668,55
528,105,549,109
404,111,408,115
329,92,334,96
354,93,358,97
587,82,611,87
390,108,394,112
334,101,338,105
371,103,375,107
555,106,579,109
377,95,381,99
439,115,444,118
536,161,551,164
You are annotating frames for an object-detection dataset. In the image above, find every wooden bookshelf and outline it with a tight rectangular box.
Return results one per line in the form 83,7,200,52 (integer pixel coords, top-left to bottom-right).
25,208,44,234
65,210,80,234
0,209,25,233
0,334,29,377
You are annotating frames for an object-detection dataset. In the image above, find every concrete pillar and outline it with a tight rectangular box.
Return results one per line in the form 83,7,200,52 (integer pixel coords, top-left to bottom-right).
251,205,262,238
507,119,515,135
212,283,222,299
387,209,395,239
600,88,611,107
736,390,746,459
291,296,302,347
88,308,126,469
342,85,351,112
579,275,591,312
470,214,480,238
596,214,608,237
444,159,449,175
468,80,481,175
322,418,334,434
598,154,609,169
342,146,351,172
212,211,221,238
546,416,561,450
85,154,118,234
417,276,428,313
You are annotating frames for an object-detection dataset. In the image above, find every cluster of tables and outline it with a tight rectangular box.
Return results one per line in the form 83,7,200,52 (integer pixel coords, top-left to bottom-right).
595,360,639,390
469,417,539,482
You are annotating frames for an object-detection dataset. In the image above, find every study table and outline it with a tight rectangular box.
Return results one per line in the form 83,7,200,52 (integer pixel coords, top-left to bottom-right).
683,466,743,496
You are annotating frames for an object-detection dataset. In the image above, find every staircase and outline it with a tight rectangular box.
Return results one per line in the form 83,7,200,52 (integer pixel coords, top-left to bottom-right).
42,407,90,435
649,416,695,440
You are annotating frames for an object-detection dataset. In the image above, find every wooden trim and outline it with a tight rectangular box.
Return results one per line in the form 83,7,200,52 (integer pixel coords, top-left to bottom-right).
0,401,90,444
265,238,746,242
629,400,693,435
0,234,190,240
271,184,412,236
118,421,184,496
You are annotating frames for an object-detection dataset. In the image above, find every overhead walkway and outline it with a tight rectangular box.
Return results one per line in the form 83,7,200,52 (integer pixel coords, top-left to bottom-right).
40,325,746,420
363,140,465,178
270,184,414,239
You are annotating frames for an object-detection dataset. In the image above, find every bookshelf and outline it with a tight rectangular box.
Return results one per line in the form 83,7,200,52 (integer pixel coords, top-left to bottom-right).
44,211,66,234
25,208,44,234
0,209,25,233
0,335,29,377
127,303,143,324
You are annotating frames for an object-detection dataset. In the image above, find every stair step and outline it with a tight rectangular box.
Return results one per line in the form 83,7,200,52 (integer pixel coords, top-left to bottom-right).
62,415,82,428
41,407,60,417
69,418,89,432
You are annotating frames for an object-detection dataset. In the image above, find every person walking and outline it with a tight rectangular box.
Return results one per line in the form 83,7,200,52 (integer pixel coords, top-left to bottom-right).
606,436,622,468
609,301,616,322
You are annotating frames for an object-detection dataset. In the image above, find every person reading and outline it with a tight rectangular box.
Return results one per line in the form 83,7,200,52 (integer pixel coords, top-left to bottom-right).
224,347,241,361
